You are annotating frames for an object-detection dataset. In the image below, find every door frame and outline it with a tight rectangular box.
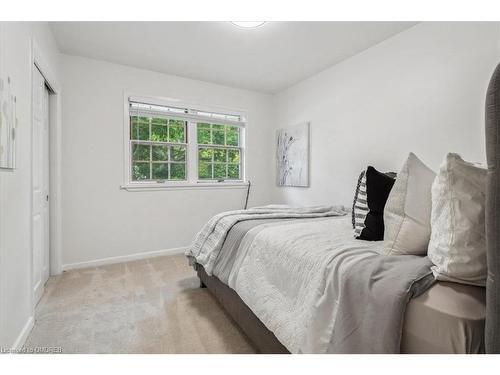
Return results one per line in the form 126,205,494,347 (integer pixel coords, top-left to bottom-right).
30,38,62,311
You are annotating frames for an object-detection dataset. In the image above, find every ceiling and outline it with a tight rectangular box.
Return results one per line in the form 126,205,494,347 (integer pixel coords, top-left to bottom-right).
50,22,417,94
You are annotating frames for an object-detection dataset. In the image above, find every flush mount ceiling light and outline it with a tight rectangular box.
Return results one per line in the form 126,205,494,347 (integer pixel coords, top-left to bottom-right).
230,21,266,29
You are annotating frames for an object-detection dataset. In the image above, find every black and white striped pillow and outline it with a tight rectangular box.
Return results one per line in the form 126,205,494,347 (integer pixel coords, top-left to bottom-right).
352,170,368,236
352,167,396,241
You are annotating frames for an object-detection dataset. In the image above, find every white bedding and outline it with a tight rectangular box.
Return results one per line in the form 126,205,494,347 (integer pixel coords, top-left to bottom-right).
186,205,346,275
189,211,435,353
228,216,383,353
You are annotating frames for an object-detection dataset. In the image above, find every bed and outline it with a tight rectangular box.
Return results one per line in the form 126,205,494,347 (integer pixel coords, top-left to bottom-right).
187,62,500,354
193,216,486,354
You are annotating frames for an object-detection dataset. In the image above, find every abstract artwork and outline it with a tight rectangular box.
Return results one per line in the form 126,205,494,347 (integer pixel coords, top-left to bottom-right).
276,122,309,187
0,76,16,169
0,24,16,170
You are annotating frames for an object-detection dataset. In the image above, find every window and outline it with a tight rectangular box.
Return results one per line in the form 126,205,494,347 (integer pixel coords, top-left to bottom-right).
124,96,246,188
197,123,242,180
130,116,187,181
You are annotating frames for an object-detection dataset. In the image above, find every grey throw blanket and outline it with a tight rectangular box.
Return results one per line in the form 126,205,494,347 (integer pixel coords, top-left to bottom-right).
325,253,434,353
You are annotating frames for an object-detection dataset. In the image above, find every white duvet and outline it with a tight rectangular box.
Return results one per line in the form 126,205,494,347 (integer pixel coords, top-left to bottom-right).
186,205,346,275
227,216,383,353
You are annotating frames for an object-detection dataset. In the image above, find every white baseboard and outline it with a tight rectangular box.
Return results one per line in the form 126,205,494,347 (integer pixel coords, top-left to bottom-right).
62,246,187,271
11,316,34,350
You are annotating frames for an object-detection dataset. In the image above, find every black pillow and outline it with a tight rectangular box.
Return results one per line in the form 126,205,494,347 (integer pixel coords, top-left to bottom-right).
352,166,396,241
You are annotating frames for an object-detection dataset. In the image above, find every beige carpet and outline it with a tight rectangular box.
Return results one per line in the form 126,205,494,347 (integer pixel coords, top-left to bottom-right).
25,254,256,353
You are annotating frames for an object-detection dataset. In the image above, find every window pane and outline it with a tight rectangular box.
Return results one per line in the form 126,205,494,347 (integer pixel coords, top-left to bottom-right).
132,162,150,180
213,148,227,163
198,148,213,162
198,162,212,179
170,163,186,180
170,145,186,162
151,117,168,126
228,164,240,179
212,124,224,131
212,130,225,145
152,163,168,180
152,145,168,161
197,127,211,144
131,121,149,140
169,119,185,127
226,126,239,146
214,164,227,179
228,149,240,164
151,124,168,142
132,143,150,161
169,120,185,143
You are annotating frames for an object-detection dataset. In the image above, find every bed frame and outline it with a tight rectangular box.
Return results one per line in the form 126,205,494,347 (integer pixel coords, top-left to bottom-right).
196,62,500,354
196,264,289,353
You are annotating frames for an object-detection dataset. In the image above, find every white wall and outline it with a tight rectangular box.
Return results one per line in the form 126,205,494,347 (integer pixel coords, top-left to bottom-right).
271,22,500,207
60,55,273,267
56,22,500,267
0,22,60,348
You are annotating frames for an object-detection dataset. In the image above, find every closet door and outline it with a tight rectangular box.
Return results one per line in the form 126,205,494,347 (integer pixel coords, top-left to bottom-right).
32,65,50,306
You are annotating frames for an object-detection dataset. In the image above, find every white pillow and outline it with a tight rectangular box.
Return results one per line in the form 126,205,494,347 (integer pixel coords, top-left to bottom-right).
384,152,436,255
428,153,487,286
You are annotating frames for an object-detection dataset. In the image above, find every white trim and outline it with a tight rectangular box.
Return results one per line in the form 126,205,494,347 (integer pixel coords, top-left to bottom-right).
61,246,188,271
11,316,34,350
120,181,248,191
48,92,63,276
130,105,245,127
128,94,247,121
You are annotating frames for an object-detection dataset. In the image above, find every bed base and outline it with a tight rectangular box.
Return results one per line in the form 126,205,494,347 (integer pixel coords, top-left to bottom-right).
195,263,289,354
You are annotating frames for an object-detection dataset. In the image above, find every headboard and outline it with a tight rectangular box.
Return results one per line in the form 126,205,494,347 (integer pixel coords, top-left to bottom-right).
485,62,500,354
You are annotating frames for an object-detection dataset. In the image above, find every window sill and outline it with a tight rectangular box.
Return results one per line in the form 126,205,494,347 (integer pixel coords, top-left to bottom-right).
120,182,249,192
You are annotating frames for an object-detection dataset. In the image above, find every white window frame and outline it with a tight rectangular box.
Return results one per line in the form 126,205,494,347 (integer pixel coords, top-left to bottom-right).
121,93,247,191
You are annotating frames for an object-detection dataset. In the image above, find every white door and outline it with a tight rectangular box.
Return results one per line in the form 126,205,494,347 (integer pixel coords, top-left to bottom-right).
32,66,50,305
